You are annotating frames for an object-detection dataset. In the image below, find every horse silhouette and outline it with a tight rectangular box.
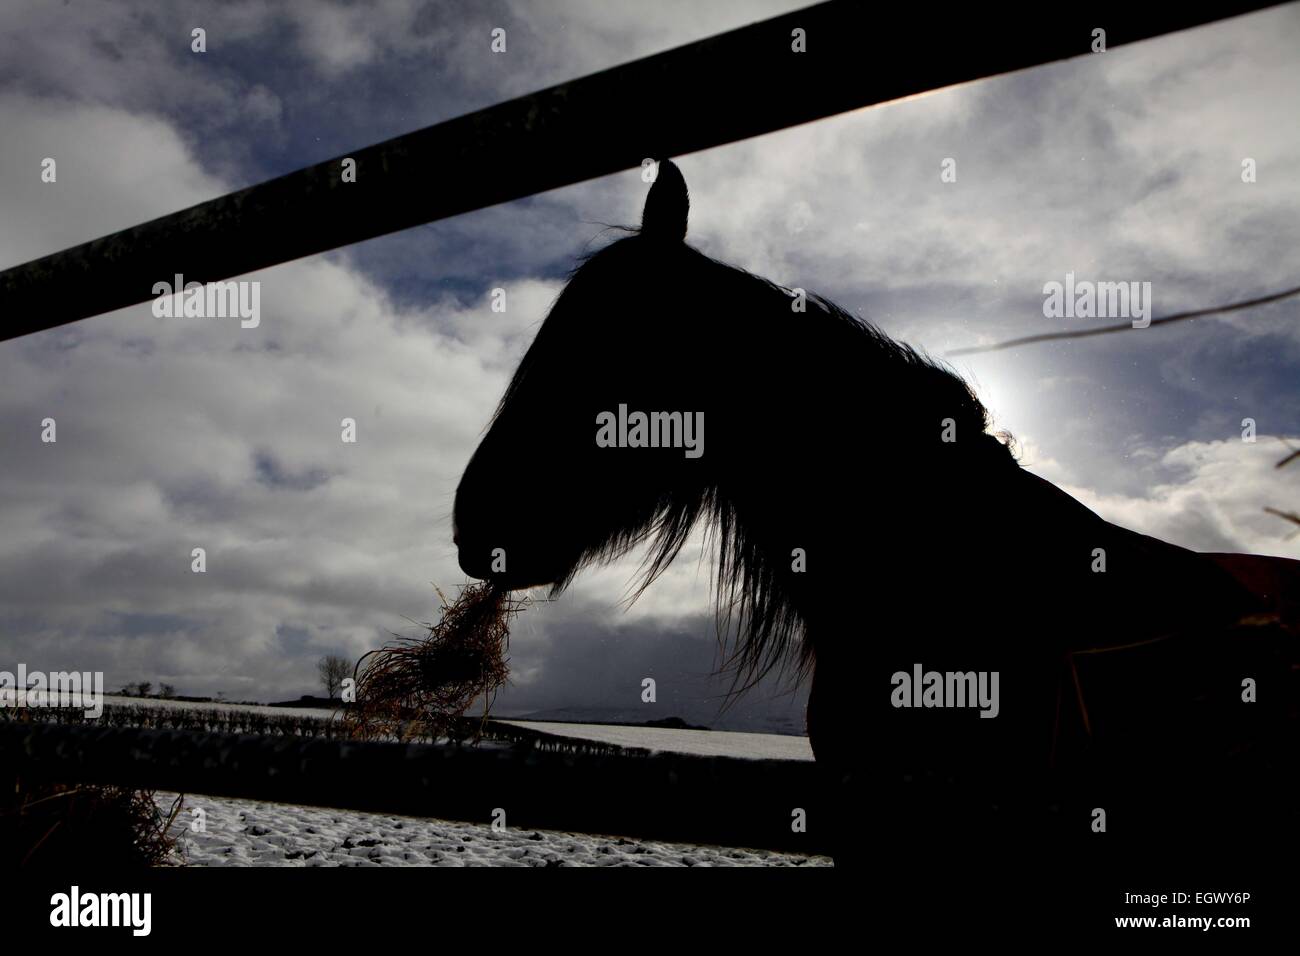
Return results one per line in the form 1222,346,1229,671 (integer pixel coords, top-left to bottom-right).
454,160,1298,866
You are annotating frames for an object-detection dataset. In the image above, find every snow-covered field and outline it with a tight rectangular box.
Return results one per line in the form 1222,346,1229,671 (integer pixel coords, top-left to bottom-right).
27,695,823,865
159,792,831,867
504,720,814,760
98,693,340,721
5,690,340,720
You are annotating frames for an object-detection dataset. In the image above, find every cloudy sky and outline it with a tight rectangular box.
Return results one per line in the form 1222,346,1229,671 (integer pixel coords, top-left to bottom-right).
1,1,1297,730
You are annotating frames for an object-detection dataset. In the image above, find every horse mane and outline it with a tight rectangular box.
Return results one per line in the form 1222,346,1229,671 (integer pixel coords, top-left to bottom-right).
496,230,1017,693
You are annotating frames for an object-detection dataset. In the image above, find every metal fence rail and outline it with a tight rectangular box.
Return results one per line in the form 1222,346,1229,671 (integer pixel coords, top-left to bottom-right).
0,0,1281,342
3,720,830,854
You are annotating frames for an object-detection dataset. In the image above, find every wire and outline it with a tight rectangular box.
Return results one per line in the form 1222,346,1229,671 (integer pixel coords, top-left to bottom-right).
945,282,1300,357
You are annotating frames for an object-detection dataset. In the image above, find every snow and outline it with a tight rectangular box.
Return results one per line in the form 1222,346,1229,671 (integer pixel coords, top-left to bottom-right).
159,792,831,867
69,698,824,865
500,721,815,761
98,694,340,721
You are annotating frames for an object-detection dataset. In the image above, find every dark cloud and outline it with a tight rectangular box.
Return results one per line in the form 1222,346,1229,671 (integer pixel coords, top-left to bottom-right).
480,603,810,734
253,450,331,491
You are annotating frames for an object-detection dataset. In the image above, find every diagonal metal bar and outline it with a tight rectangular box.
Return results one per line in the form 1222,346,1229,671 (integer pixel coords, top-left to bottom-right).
0,0,1285,343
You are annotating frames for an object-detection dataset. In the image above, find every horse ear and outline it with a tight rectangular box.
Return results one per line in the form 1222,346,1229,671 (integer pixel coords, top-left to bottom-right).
641,159,689,241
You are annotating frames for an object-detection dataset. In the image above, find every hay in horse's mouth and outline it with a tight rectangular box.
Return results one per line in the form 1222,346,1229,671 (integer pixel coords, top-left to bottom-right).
346,583,526,742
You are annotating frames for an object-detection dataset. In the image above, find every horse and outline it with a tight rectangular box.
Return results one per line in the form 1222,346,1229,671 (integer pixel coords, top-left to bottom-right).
453,160,1298,869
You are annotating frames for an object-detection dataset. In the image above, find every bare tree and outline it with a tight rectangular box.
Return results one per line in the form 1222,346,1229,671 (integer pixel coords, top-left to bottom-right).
318,655,351,700
137,681,152,697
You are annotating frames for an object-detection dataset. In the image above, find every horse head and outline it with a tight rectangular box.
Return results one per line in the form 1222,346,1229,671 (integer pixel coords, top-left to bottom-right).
454,161,721,593
454,159,1010,680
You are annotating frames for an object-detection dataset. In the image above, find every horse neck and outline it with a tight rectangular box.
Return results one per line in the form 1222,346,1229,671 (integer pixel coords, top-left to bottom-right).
711,430,1017,664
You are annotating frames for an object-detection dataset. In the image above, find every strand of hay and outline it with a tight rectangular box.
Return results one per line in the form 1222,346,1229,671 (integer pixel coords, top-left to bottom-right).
346,583,526,743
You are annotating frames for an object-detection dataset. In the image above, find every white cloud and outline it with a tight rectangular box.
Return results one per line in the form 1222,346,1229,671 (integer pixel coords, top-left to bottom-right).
0,92,228,266
1059,437,1300,559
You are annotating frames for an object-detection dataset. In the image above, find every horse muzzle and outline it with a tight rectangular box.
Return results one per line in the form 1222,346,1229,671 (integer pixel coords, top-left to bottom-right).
455,538,563,591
